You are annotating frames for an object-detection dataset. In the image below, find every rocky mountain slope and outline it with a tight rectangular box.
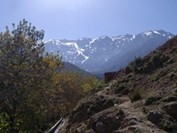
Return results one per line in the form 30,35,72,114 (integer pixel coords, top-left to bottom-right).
57,36,177,133
44,30,174,73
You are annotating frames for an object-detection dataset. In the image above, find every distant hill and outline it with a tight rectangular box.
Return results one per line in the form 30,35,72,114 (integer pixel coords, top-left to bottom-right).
61,62,91,76
44,30,174,73
57,36,177,133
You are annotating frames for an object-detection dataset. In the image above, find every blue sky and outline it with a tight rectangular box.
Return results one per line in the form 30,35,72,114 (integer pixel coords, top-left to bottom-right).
0,0,177,39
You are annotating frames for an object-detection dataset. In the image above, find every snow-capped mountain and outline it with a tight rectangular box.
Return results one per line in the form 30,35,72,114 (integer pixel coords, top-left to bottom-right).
44,30,174,73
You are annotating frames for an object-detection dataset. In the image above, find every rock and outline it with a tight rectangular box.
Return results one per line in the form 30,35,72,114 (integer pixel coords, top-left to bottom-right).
85,129,95,133
120,116,140,128
147,110,177,131
147,110,163,123
89,107,124,133
164,101,177,120
95,122,108,133
69,94,115,123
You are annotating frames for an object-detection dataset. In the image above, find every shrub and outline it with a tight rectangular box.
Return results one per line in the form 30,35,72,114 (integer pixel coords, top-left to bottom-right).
130,57,143,73
129,89,142,102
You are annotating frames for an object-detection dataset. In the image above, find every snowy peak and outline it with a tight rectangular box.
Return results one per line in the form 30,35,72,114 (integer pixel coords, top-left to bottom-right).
44,30,174,72
112,34,136,42
140,30,173,39
44,39,90,64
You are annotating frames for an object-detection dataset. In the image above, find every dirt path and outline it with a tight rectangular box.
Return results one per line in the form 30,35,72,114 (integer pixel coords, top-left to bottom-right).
117,97,167,133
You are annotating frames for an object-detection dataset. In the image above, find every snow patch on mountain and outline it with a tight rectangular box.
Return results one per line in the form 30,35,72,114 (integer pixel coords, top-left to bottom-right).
90,38,97,44
153,31,161,35
144,31,152,36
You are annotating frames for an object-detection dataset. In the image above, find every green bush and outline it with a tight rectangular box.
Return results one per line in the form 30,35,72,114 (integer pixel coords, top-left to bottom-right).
130,57,143,73
129,89,142,102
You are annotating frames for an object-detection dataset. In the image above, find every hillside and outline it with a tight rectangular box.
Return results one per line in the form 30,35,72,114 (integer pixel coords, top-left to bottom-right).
57,36,177,133
60,62,92,76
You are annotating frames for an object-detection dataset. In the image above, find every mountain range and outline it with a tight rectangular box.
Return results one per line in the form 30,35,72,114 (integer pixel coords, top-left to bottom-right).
44,30,174,73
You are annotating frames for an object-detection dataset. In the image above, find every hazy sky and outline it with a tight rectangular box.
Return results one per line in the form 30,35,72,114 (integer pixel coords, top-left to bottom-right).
0,0,177,39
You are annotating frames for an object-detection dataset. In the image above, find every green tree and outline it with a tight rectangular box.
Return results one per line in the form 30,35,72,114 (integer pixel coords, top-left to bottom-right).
0,19,100,132
52,71,100,115
0,19,62,132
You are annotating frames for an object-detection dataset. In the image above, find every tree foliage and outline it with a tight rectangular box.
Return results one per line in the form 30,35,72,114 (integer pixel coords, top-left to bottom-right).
54,71,100,114
0,19,62,132
0,19,99,132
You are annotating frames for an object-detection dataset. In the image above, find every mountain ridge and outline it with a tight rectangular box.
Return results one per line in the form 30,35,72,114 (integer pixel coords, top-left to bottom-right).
44,30,174,73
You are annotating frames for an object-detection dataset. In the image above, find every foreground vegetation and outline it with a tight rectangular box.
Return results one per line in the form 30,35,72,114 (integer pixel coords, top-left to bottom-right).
0,19,100,132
